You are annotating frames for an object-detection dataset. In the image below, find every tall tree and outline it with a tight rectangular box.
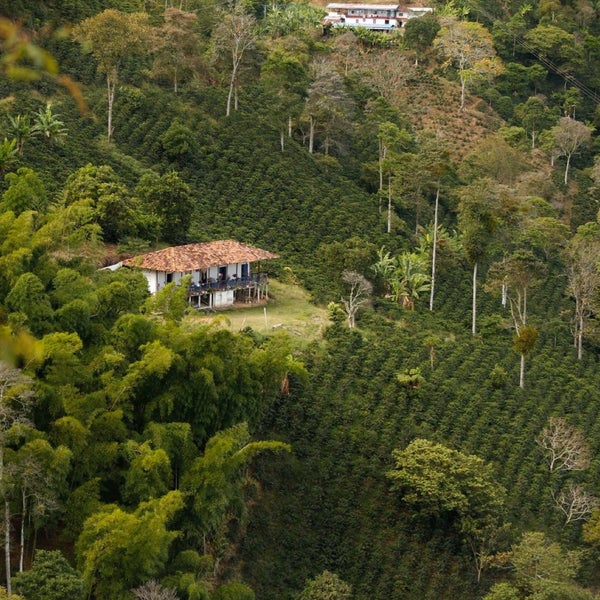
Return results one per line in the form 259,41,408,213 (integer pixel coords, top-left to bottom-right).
76,491,184,599
181,423,290,575
403,14,440,66
536,417,590,473
0,363,34,595
457,178,499,336
151,8,204,94
260,38,309,151
339,270,372,328
510,532,585,597
514,95,556,149
386,438,505,534
72,10,151,142
564,225,600,359
135,170,193,244
434,18,503,111
303,59,354,155
550,117,593,185
415,132,452,311
486,251,542,388
1,168,47,215
211,5,257,117
13,550,84,600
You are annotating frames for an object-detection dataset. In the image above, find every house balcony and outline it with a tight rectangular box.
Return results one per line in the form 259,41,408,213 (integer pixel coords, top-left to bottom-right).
187,273,270,309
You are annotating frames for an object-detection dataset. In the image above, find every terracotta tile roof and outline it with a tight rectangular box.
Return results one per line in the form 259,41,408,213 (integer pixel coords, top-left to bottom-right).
121,240,279,272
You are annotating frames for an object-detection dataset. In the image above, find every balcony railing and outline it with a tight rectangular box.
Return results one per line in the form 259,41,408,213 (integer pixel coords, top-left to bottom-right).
187,273,268,296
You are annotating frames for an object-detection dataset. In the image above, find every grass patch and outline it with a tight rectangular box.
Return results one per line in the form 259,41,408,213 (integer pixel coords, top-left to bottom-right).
184,279,329,344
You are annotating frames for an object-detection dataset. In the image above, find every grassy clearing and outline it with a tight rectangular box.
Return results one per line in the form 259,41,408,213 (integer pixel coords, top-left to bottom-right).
184,279,329,344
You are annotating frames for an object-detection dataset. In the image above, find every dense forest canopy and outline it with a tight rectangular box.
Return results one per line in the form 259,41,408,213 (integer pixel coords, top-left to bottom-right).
2,0,600,598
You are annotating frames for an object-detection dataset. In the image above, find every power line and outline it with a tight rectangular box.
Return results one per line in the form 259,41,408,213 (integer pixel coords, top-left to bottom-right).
465,0,600,106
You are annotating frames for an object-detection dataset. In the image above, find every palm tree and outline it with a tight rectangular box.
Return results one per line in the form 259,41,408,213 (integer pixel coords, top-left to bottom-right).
391,252,431,309
5,115,34,155
0,138,17,174
32,103,67,143
372,248,431,310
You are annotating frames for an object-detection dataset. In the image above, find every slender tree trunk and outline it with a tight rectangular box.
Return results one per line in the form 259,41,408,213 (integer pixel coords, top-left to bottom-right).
19,490,25,573
564,153,571,185
429,185,439,312
106,75,117,143
519,353,525,388
288,115,292,137
578,313,584,360
280,128,285,152
472,262,478,337
309,115,315,153
574,297,580,349
0,447,9,594
226,69,236,117
378,140,385,191
387,175,392,234
4,499,10,595
459,73,466,111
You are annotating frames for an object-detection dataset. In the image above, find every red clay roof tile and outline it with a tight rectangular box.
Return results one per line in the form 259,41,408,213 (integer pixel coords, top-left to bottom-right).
121,240,279,272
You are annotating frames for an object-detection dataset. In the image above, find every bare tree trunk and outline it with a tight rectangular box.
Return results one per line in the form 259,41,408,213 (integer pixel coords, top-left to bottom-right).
309,115,315,154
378,139,385,191
5,499,10,594
19,490,24,573
387,175,392,234
280,128,285,152
288,115,292,137
106,76,116,143
519,353,525,388
564,153,571,185
578,313,584,360
472,262,478,337
226,69,236,117
429,185,439,312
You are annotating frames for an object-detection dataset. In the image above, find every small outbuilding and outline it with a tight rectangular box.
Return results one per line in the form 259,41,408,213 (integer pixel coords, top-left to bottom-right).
121,239,279,309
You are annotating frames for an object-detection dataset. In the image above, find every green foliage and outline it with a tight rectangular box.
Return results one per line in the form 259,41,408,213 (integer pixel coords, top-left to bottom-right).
5,4,600,600
387,438,505,532
1,167,47,215
297,571,351,600
135,170,194,244
513,325,538,356
181,423,291,540
76,491,184,599
123,441,172,504
13,550,84,600
5,272,53,336
212,582,256,600
510,532,584,595
483,583,520,600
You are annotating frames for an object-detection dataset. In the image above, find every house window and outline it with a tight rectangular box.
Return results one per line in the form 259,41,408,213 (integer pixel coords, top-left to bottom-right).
166,273,173,283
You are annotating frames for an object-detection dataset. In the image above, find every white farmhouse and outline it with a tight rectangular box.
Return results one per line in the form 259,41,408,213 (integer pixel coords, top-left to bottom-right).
121,239,279,309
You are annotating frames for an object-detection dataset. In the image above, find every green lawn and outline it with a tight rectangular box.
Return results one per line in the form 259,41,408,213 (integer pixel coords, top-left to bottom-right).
185,279,329,343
